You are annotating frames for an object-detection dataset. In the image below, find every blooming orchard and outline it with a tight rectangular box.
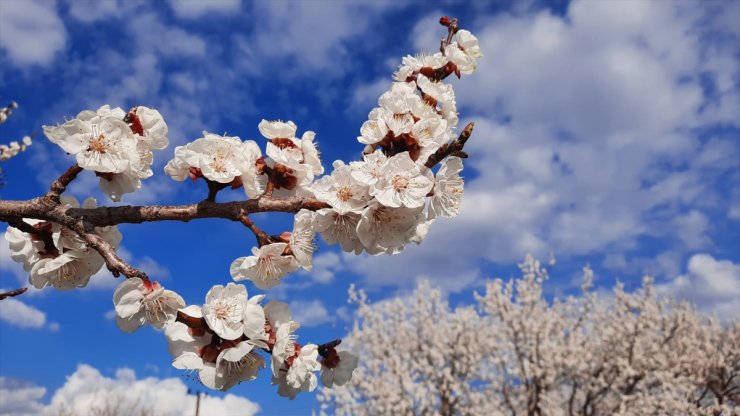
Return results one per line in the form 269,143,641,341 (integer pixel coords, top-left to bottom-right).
0,17,481,398
319,256,740,415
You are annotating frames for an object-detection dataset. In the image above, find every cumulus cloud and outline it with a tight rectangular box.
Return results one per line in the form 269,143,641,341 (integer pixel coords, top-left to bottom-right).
0,298,44,328
0,377,46,416
289,299,332,327
0,364,260,416
0,297,58,331
303,251,343,284
66,0,121,23
0,0,67,67
344,0,740,290
657,253,740,320
167,0,242,18
241,1,405,78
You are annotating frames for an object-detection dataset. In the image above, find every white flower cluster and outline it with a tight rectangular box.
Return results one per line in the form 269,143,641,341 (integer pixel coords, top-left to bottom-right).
0,135,32,161
43,105,169,201
229,27,480,288
0,101,18,124
4,196,122,290
1,18,480,399
112,281,357,396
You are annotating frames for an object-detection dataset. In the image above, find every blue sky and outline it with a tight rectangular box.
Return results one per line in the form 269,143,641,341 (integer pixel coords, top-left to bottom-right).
0,0,739,414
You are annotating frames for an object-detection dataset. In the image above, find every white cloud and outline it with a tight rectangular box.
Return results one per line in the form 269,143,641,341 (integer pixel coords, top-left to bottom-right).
242,1,404,78
289,299,332,327
303,251,343,284
0,364,260,416
66,0,121,23
167,0,242,19
0,297,47,329
674,210,711,250
0,377,46,416
657,253,740,320
0,0,67,67
344,0,739,290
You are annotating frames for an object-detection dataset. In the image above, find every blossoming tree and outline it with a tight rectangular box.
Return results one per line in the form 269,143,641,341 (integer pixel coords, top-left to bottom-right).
318,256,740,415
0,17,482,398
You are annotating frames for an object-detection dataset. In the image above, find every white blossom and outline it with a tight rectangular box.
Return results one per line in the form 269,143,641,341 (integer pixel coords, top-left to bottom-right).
289,209,316,271
313,208,364,254
43,106,137,174
428,156,464,219
113,277,185,333
313,162,370,214
202,283,248,340
258,119,297,139
371,152,433,209
356,201,425,255
230,243,300,290
320,350,358,388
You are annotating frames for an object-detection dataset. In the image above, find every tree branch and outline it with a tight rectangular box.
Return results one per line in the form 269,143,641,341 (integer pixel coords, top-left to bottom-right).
237,212,274,246
45,164,83,203
0,196,330,228
424,122,474,169
0,287,28,300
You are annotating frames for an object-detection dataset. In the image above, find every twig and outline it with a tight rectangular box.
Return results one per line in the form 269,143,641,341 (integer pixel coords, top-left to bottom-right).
0,101,18,124
424,122,474,168
318,339,342,356
0,287,28,300
45,164,83,203
237,212,274,246
68,221,148,280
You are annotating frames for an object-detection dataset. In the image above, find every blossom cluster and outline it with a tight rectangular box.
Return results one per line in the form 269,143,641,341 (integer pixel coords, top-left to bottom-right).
0,135,32,161
5,196,121,290
43,105,169,201
2,17,479,397
114,280,357,397
320,256,740,415
226,25,481,289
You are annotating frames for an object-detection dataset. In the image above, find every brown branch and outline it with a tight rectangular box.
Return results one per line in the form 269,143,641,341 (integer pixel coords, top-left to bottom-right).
66,220,148,280
424,122,474,169
0,287,28,300
45,164,83,203
0,196,330,228
0,215,36,234
238,212,274,247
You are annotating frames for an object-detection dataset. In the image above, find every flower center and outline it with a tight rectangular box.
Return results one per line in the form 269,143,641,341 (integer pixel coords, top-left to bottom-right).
144,296,166,321
258,255,280,279
89,134,108,154
58,262,78,281
213,301,236,320
392,175,410,191
336,186,353,202
210,151,229,173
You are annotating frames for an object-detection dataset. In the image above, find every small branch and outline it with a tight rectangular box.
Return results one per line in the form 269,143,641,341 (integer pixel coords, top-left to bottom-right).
70,222,148,280
205,180,229,202
237,212,273,246
45,164,83,203
0,287,28,300
0,216,36,234
424,122,474,169
318,339,342,356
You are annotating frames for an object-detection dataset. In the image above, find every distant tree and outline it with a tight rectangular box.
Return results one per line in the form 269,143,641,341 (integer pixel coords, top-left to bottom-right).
319,256,739,415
